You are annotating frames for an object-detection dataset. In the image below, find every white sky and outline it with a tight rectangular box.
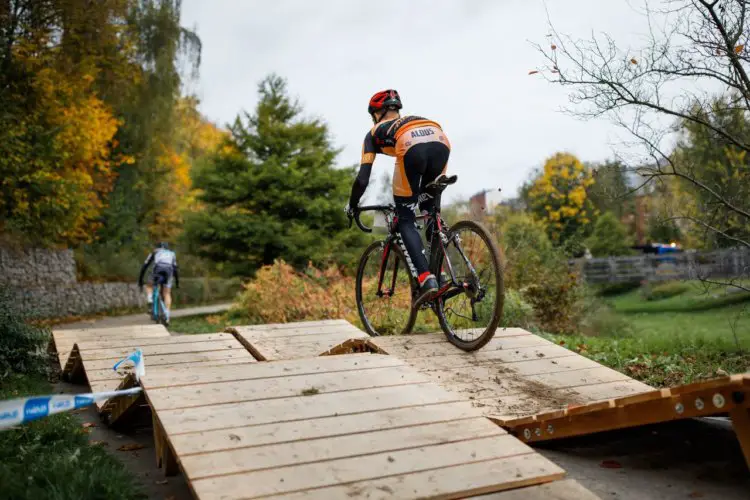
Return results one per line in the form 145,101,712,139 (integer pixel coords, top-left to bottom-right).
181,0,654,202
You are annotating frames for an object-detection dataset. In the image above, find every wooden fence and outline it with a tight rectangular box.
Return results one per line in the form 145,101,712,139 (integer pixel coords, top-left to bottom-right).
572,248,750,284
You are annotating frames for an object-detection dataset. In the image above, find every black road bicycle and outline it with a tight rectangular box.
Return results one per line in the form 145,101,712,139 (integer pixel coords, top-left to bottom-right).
349,174,505,351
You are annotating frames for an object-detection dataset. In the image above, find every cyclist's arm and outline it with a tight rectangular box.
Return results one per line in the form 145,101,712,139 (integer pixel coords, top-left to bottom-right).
349,132,377,208
138,253,154,287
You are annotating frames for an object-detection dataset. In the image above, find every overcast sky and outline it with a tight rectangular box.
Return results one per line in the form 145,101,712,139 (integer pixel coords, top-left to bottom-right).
181,0,653,202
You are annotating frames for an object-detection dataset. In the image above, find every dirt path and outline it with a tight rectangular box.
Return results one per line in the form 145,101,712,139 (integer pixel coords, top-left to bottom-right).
56,303,232,330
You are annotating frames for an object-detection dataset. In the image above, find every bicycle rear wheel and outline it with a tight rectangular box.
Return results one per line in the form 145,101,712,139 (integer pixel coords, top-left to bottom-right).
434,220,504,351
356,240,417,336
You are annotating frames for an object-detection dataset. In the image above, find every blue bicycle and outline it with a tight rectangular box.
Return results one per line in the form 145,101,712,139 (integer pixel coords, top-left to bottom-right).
148,278,170,326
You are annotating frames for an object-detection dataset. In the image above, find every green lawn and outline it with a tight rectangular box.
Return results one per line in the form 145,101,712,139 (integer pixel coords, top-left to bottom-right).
548,281,750,387
0,375,144,500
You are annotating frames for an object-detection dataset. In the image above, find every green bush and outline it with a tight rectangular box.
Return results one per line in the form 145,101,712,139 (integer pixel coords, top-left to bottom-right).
643,281,691,301
584,211,634,257
176,277,244,306
501,289,537,329
594,281,642,297
523,272,584,334
0,290,49,379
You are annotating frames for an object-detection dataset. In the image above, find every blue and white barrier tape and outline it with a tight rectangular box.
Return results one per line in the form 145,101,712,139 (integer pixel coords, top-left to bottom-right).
0,349,146,431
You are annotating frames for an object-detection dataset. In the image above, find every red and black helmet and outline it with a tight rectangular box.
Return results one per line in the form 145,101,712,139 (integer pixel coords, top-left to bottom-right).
368,89,402,115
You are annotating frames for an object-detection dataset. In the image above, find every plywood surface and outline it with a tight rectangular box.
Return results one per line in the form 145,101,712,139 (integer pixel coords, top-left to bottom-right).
64,333,255,410
228,321,374,361
51,324,169,366
369,331,652,421
141,353,572,499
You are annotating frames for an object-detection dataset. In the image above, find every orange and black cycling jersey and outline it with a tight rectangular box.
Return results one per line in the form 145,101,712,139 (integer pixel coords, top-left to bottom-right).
360,116,443,166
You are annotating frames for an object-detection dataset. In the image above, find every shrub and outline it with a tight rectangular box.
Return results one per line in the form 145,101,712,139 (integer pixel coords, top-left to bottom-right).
594,281,642,297
523,272,583,334
0,290,49,379
176,277,243,306
501,289,537,329
232,260,357,324
585,211,634,257
644,281,691,301
498,212,558,290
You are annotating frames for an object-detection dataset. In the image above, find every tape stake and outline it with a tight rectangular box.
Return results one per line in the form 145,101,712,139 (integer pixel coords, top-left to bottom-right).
112,348,146,381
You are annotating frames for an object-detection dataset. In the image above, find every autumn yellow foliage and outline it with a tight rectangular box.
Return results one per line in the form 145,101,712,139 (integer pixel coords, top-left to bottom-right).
527,152,598,246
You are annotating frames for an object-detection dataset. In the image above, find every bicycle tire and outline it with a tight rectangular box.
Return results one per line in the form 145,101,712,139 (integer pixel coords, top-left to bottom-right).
355,240,417,336
434,220,505,351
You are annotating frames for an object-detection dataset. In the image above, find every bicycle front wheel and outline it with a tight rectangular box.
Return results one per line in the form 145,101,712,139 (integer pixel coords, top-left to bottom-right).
435,220,505,351
356,240,417,336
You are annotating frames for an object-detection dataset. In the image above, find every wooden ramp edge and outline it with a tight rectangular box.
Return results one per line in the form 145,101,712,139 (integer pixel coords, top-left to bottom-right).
138,353,603,499
227,319,384,361
63,333,256,426
369,330,653,423
50,324,170,368
499,374,750,469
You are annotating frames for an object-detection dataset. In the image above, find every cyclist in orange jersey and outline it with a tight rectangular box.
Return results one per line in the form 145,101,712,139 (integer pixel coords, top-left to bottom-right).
346,89,451,305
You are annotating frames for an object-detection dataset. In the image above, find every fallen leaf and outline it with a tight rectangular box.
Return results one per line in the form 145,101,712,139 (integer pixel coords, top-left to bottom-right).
600,459,622,469
229,434,241,442
117,443,146,452
630,58,638,64
558,340,566,346
91,440,108,447
387,456,395,463
528,70,539,75
734,45,744,54
155,479,169,485
81,422,96,428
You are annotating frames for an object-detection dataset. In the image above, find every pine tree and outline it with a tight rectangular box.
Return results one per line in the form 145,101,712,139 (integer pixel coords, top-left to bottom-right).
185,75,365,276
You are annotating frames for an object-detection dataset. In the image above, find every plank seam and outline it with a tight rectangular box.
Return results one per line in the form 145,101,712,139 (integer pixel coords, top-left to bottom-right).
200,451,551,500
142,361,406,389
165,397,468,436
153,379,436,412
187,427,508,481
179,415,486,457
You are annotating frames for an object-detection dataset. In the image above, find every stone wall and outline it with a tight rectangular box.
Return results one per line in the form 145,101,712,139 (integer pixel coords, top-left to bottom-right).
1,247,145,318
0,247,76,287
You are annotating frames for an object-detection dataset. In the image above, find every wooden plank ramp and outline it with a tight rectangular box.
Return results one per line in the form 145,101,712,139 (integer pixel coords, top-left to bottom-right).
139,353,598,499
227,319,381,361
497,373,750,470
369,330,653,422
50,324,170,367
62,332,255,425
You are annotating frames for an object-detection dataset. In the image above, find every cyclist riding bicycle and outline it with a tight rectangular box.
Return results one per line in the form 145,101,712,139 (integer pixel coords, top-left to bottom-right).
138,242,179,324
346,89,451,305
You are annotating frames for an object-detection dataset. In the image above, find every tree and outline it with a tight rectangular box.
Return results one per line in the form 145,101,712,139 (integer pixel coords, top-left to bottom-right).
0,1,129,246
535,0,750,289
185,75,366,276
588,160,634,221
526,152,598,252
586,212,633,257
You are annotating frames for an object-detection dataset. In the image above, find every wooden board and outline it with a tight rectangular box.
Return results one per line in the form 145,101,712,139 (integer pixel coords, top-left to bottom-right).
140,353,579,499
497,373,750,471
369,332,652,422
50,324,169,366
474,479,601,499
63,333,255,414
228,321,379,361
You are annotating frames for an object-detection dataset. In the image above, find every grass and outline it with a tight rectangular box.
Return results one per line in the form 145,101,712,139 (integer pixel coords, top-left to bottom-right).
550,280,750,387
0,375,144,500
167,312,244,334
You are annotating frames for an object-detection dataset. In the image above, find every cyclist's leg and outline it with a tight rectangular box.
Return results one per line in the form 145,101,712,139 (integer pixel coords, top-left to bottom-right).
418,142,451,244
394,146,438,302
162,272,173,310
